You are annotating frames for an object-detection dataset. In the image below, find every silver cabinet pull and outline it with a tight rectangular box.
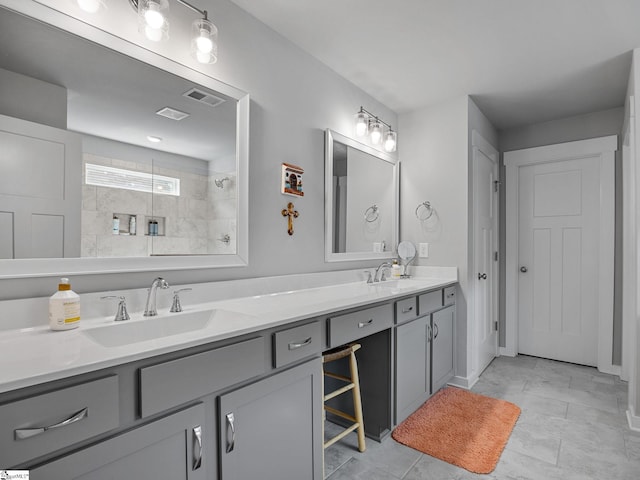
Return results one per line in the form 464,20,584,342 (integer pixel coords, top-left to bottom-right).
520,266,528,273
288,337,312,350
434,323,439,339
193,425,203,470
478,273,487,280
15,407,88,440
427,324,433,342
401,306,414,314
226,412,236,453
358,319,374,328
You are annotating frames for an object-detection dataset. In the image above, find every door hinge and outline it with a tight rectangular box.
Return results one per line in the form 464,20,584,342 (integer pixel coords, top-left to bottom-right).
493,180,502,192
494,321,498,332
494,251,498,262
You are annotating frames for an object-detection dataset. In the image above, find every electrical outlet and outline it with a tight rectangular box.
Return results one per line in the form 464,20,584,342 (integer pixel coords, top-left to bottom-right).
419,243,429,258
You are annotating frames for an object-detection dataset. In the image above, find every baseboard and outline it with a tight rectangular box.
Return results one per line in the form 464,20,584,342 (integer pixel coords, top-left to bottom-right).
449,374,478,390
499,347,516,357
627,405,640,432
598,363,621,377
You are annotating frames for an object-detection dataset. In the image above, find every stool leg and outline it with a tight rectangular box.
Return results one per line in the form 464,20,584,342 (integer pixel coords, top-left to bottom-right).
349,350,366,452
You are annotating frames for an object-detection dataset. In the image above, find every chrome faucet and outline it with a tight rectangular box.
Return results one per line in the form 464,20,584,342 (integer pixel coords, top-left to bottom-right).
144,277,170,317
374,262,392,282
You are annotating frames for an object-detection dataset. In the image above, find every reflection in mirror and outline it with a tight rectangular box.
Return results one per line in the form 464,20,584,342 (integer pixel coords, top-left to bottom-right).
325,129,398,262
0,5,248,275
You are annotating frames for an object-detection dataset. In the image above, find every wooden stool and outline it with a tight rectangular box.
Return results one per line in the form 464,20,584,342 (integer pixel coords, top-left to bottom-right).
322,343,366,452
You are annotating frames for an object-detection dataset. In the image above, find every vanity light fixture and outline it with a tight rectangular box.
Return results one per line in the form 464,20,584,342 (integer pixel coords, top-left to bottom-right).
77,0,218,63
353,106,397,152
137,0,169,42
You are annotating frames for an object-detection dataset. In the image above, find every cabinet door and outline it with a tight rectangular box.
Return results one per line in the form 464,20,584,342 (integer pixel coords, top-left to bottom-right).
432,305,455,392
30,404,207,480
395,315,430,424
219,358,322,480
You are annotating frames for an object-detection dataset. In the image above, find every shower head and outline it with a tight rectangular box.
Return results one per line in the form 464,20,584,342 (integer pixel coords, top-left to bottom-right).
214,177,229,188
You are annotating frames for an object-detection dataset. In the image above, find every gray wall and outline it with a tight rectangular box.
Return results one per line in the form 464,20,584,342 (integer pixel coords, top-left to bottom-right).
0,0,398,299
0,67,67,129
398,95,470,378
497,107,624,357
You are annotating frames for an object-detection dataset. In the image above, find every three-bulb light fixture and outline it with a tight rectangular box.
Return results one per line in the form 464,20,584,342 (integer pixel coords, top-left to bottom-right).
354,107,397,153
76,0,218,64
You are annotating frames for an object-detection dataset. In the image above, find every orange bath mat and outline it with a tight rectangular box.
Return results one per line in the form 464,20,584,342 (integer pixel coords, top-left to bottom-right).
392,387,521,474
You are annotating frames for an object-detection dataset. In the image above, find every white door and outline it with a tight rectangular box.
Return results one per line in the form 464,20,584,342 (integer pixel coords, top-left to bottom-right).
472,131,499,375
505,136,615,370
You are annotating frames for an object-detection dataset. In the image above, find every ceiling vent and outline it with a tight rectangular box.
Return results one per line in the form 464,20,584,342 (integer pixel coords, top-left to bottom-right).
156,107,190,121
183,88,226,108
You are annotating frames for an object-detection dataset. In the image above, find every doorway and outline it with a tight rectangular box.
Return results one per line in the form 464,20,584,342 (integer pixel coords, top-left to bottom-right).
504,136,616,372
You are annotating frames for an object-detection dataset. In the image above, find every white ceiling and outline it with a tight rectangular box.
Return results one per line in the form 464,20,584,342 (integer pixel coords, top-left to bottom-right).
230,0,640,130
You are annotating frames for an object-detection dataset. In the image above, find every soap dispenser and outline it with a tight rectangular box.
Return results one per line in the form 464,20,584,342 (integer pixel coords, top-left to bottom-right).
391,260,402,279
49,277,81,331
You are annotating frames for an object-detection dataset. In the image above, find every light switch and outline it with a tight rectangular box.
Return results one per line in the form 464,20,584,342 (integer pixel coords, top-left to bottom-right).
419,243,429,258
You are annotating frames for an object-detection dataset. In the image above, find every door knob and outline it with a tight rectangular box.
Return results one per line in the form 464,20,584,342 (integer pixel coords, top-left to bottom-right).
520,266,528,273
478,273,487,280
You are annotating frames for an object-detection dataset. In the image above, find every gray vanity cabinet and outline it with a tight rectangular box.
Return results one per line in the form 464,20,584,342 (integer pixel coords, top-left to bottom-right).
431,305,455,393
218,358,323,480
395,315,431,424
394,287,456,425
30,403,207,480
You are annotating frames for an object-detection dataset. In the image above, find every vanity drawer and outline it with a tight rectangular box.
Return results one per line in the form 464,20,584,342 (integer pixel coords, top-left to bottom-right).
328,304,393,348
273,321,322,368
395,297,417,324
0,375,119,467
419,290,443,315
443,286,456,306
139,336,265,417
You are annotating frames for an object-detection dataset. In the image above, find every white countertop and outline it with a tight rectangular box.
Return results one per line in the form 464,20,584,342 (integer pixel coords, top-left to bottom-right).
0,268,456,394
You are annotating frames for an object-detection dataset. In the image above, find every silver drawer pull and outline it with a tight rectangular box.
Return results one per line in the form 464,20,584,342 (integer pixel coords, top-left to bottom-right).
193,425,203,470
401,306,414,314
226,412,236,453
434,323,439,339
15,407,89,440
358,319,374,328
288,337,312,350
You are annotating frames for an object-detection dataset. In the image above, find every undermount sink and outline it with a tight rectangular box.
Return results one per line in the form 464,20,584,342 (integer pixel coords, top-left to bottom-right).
83,309,218,347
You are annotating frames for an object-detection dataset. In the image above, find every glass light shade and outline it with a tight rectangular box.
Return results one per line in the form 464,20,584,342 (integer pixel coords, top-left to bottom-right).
355,112,368,137
191,18,218,64
138,0,169,42
77,0,103,13
384,130,397,152
370,120,382,145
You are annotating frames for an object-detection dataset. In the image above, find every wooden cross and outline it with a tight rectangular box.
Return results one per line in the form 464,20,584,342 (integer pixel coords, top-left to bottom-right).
281,202,299,236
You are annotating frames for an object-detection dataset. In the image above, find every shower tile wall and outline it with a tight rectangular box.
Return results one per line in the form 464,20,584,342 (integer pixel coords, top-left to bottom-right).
81,153,232,257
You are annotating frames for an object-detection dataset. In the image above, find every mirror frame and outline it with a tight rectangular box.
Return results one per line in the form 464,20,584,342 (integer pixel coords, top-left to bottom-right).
324,129,399,262
0,1,249,279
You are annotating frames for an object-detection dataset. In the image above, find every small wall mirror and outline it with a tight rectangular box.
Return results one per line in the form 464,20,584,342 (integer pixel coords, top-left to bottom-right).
324,129,398,262
397,241,416,274
0,4,249,278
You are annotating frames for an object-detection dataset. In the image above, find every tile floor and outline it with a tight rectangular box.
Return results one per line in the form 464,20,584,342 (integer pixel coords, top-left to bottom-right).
324,355,640,479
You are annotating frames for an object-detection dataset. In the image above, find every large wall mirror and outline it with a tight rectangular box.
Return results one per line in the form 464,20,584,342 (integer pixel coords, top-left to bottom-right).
325,129,398,262
0,2,249,278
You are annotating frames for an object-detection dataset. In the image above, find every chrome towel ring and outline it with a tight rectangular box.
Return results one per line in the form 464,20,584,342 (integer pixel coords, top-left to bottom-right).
364,204,379,222
415,201,434,221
